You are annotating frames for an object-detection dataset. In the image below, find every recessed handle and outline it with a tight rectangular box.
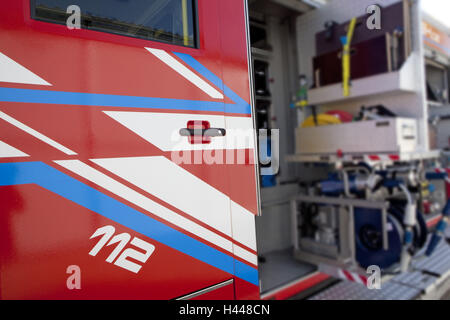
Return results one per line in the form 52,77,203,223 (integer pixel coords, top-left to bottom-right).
179,128,226,137
179,120,226,145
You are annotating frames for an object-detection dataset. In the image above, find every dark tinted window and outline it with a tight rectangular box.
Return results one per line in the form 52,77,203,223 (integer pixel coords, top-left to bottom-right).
31,0,197,48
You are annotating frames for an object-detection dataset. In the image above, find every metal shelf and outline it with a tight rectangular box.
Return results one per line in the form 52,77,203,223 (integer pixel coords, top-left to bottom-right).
307,53,419,107
251,47,273,58
428,101,446,108
255,95,272,101
286,150,441,165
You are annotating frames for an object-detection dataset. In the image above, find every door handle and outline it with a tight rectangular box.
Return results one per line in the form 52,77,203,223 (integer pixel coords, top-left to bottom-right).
179,128,226,137
179,120,226,144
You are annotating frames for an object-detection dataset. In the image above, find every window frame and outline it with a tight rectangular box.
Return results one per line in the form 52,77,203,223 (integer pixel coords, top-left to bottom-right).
426,58,449,105
29,0,199,49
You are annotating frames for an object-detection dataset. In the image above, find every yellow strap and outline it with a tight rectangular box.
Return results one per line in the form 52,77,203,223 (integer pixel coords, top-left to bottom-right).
301,114,342,128
182,0,189,46
342,18,357,97
295,100,308,108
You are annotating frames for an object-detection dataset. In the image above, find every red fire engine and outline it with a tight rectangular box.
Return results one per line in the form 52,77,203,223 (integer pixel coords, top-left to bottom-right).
0,0,261,300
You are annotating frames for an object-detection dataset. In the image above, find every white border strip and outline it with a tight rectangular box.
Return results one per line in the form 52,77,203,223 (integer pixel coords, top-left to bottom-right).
234,244,258,265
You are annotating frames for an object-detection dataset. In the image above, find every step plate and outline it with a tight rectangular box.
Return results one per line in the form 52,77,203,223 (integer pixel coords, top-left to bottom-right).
391,271,438,293
413,242,450,277
308,281,420,300
310,229,450,300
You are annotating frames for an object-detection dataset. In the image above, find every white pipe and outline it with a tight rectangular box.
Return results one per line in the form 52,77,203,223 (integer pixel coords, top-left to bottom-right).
398,184,416,272
399,184,416,227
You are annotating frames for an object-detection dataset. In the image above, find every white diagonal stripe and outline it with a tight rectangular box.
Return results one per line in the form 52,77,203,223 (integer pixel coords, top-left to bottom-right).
146,48,224,100
91,156,257,251
230,200,257,251
54,159,257,266
352,273,364,284
103,111,226,151
0,140,29,158
0,52,51,86
103,111,255,152
337,269,346,280
234,244,258,265
91,156,232,236
0,111,77,156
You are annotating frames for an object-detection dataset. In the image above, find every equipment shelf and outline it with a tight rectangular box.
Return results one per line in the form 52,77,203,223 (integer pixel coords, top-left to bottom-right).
286,150,441,165
307,53,419,107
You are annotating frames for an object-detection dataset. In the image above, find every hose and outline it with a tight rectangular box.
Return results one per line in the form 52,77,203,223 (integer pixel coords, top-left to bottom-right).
426,200,450,257
398,184,416,272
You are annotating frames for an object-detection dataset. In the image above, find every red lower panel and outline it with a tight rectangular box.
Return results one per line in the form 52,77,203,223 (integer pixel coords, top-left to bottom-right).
0,184,232,300
234,277,260,300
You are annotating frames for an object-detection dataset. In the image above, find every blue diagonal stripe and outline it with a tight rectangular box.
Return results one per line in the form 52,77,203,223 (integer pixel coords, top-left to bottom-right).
0,53,252,115
173,52,252,114
0,87,250,115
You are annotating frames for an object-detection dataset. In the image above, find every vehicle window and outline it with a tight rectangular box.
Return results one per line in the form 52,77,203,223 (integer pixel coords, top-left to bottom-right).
31,0,197,48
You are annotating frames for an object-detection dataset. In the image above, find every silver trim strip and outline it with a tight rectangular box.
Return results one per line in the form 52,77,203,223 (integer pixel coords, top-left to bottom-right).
176,279,234,300
243,0,263,217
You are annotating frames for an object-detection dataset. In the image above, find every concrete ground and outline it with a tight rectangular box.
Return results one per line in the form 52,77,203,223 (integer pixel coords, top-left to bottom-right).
443,290,450,300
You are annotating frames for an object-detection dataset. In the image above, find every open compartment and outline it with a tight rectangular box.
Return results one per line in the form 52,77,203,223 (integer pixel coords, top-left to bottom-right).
249,0,435,299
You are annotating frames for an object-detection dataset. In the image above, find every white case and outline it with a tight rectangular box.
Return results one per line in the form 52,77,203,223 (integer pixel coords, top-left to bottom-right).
295,118,418,155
